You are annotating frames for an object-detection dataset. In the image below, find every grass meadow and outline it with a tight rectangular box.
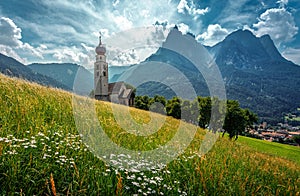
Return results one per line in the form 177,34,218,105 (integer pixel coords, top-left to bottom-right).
0,74,299,195
238,136,300,165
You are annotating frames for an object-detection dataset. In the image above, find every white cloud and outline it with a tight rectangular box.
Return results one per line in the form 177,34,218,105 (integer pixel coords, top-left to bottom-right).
105,26,170,66
113,15,133,31
141,10,150,18
113,0,120,7
217,0,252,25
0,17,95,66
282,47,300,65
0,17,22,47
177,0,209,16
252,8,298,46
47,25,168,68
196,24,229,46
81,43,94,52
99,28,110,38
110,49,140,66
177,23,190,34
277,0,288,8
0,17,44,62
0,45,27,64
38,0,177,34
52,46,94,68
0,0,189,67
22,43,44,59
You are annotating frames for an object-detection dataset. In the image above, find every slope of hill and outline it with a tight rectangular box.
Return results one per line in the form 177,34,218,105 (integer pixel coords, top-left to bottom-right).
0,53,69,90
28,63,93,95
109,65,133,82
0,73,299,195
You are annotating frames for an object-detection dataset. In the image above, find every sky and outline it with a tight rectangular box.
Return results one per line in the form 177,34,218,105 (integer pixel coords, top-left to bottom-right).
0,0,299,68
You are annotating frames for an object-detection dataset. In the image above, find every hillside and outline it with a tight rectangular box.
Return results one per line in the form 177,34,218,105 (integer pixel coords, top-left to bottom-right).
0,74,299,195
28,63,93,96
0,53,70,90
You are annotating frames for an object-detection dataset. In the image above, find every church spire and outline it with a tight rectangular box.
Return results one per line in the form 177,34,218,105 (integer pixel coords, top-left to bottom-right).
95,32,106,55
98,33,102,45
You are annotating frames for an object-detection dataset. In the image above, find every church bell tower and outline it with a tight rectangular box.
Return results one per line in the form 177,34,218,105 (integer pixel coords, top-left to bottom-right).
94,35,109,100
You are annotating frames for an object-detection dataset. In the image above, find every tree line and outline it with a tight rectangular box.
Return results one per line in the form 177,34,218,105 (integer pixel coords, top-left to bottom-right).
134,95,258,140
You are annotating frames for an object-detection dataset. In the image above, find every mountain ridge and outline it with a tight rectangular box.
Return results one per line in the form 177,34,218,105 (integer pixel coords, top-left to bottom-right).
208,29,300,123
28,63,94,96
122,28,300,123
0,53,70,90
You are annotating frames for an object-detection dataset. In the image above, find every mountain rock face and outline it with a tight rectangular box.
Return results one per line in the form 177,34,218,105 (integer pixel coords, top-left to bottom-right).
209,30,288,71
208,29,300,123
0,53,69,90
116,28,300,123
259,34,285,61
28,63,93,95
116,28,213,100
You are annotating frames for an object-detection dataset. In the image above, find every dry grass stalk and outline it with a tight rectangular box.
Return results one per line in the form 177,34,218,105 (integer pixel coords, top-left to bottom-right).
116,172,123,196
50,173,57,196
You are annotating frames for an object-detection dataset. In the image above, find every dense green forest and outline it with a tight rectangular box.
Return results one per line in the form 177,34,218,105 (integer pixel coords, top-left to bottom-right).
134,95,258,139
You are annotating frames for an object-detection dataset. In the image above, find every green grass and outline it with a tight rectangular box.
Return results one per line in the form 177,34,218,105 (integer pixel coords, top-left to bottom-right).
284,115,300,121
0,74,299,195
293,117,300,121
238,136,300,165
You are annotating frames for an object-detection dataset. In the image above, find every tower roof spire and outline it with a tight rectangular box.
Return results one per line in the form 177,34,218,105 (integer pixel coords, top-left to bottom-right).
96,32,106,55
99,32,102,45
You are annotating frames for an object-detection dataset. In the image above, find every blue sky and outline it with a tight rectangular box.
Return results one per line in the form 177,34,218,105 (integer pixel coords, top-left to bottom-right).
0,0,299,67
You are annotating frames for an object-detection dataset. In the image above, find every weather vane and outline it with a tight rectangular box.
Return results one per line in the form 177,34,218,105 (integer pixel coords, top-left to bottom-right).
99,31,102,45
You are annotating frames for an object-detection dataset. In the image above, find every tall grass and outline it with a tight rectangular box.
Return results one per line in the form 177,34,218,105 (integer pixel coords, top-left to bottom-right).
238,136,300,165
0,74,299,195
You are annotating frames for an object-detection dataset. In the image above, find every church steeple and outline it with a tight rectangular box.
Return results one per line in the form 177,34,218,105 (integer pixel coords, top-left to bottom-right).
94,34,109,100
95,35,106,55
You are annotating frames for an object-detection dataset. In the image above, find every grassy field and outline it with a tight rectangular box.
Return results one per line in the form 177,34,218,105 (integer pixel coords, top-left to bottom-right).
0,73,299,195
238,136,300,165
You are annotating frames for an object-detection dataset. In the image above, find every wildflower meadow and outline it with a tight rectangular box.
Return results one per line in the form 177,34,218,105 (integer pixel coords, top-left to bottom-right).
0,74,299,195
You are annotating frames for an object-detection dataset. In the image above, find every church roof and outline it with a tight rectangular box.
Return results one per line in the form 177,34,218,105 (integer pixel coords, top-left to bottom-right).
120,89,134,99
108,82,123,94
108,81,134,99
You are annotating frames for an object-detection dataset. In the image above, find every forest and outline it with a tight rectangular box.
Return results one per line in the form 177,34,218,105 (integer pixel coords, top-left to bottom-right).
134,95,258,140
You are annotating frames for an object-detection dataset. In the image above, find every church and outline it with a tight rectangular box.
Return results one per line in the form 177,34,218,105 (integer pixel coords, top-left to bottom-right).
94,36,135,106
